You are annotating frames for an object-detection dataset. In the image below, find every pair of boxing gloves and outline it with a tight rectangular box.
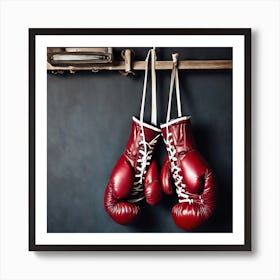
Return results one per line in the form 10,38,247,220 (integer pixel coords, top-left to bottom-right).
104,114,216,230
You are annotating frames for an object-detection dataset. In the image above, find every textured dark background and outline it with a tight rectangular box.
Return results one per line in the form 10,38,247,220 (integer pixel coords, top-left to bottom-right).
47,47,232,233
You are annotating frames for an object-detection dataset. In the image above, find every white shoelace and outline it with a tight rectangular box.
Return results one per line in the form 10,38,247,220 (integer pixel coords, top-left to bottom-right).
165,132,205,205
127,133,160,203
164,132,194,204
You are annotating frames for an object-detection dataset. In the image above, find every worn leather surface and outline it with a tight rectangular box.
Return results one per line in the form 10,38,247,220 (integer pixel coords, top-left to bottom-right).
161,117,216,230
144,160,162,205
104,118,161,225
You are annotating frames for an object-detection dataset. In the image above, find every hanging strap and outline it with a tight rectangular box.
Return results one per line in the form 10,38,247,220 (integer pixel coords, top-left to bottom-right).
139,48,157,126
151,48,157,125
166,53,182,123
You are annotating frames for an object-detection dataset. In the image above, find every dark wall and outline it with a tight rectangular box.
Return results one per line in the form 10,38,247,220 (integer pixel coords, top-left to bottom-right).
47,47,232,233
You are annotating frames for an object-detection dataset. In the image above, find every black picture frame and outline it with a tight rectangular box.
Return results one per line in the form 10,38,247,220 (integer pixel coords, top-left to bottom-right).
29,28,251,251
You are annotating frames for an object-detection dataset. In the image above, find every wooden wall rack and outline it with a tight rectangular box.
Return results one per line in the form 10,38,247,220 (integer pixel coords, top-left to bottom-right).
47,48,232,75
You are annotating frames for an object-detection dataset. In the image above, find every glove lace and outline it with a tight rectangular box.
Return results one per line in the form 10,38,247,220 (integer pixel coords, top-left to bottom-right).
127,131,160,203
164,132,194,204
164,131,205,205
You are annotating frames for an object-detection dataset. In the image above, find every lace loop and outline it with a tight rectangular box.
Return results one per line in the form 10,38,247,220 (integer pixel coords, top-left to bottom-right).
140,48,157,126
166,54,182,123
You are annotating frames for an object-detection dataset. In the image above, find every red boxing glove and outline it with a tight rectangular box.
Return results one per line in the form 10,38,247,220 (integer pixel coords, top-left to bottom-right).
104,117,162,225
160,116,216,230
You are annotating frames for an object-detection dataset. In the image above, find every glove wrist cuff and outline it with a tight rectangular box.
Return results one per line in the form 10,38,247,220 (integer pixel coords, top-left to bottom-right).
160,116,191,129
132,116,161,132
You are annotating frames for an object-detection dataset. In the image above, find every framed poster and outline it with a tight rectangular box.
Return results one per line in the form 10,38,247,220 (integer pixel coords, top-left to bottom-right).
29,28,251,251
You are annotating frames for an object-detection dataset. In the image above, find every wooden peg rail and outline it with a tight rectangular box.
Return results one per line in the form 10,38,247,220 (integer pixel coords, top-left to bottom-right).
47,48,232,74
47,60,232,72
